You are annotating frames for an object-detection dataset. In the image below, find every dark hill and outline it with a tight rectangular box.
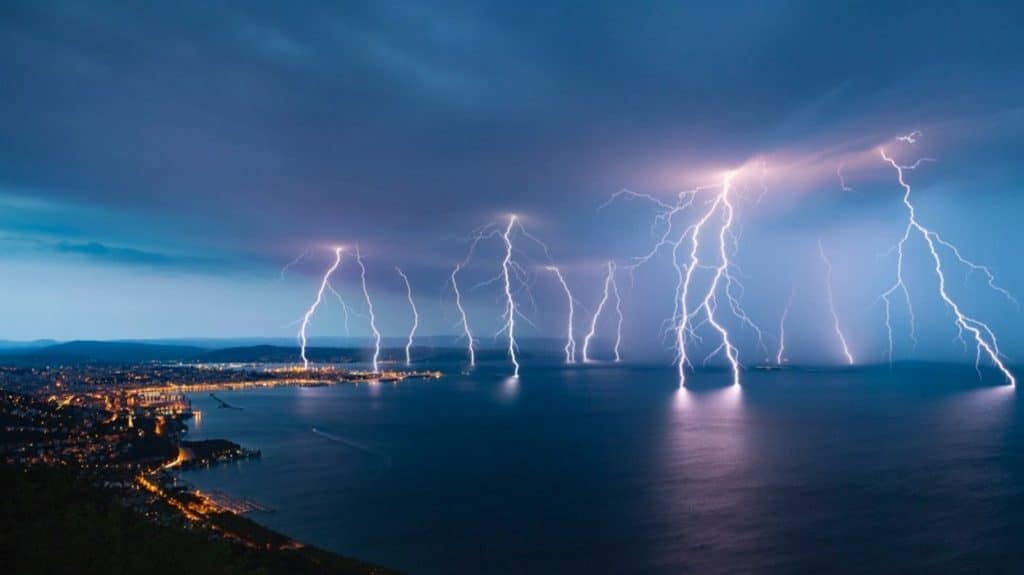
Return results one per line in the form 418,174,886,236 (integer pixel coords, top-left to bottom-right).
0,464,396,575
15,340,206,363
195,345,357,364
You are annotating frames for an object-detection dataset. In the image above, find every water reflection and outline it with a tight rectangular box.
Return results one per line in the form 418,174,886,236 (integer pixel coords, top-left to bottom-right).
364,380,382,398
954,382,1015,411
182,364,1022,575
672,381,743,413
500,375,519,400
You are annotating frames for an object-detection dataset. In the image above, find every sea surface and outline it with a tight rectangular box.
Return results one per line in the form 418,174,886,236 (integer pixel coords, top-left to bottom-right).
181,363,1024,574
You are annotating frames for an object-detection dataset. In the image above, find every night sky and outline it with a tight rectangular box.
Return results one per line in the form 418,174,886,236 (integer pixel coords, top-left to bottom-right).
1,1,1022,365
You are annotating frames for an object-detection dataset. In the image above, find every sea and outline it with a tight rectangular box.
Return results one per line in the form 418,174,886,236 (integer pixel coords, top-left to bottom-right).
181,362,1024,574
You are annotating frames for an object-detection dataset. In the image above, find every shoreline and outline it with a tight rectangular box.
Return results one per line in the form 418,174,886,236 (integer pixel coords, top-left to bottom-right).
2,463,398,575
142,371,440,568
0,368,431,574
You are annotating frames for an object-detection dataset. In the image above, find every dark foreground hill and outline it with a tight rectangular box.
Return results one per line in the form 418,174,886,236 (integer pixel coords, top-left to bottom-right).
0,464,396,575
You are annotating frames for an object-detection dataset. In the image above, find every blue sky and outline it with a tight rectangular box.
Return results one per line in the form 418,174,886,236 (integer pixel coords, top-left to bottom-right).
1,1,1022,366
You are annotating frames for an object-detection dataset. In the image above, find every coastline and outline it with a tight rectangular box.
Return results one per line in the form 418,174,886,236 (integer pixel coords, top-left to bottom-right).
0,367,438,574
1,463,399,575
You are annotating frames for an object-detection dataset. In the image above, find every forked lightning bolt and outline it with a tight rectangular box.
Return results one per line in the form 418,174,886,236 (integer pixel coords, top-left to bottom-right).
449,224,503,368
776,288,794,365
675,173,742,386
836,162,854,192
395,267,419,366
500,215,520,378
605,173,763,385
280,248,310,280
450,262,475,367
611,265,623,362
582,261,619,362
818,239,855,365
545,265,577,363
273,130,1018,387
452,217,552,375
355,246,382,373
327,283,354,336
880,137,1015,385
298,247,343,370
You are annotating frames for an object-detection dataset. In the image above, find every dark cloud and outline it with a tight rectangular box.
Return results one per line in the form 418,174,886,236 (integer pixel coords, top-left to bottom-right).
0,235,239,274
50,240,229,272
2,1,1019,265
0,1,1022,356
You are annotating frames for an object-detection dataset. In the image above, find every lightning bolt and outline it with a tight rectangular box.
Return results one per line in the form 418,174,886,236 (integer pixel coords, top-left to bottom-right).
500,215,520,378
298,247,343,370
756,160,770,204
837,162,854,192
545,265,577,363
676,172,742,387
880,137,1015,385
450,262,475,367
280,248,310,280
451,217,552,374
602,187,698,283
603,171,763,384
611,265,623,362
326,283,353,336
896,130,922,144
395,266,419,366
696,172,742,384
776,287,795,365
818,239,855,365
449,224,504,368
355,246,382,374
602,186,701,355
582,261,619,362
605,171,772,382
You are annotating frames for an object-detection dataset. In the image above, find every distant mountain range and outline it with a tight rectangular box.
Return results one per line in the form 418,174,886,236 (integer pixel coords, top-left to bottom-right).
0,338,561,365
0,339,998,371
20,341,207,362
0,339,59,350
0,340,207,364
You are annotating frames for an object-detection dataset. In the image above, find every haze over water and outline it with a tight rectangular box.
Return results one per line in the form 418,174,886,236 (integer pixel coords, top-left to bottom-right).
183,363,1024,574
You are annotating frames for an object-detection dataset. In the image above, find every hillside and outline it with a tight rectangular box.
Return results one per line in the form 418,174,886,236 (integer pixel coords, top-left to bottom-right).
0,465,396,575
